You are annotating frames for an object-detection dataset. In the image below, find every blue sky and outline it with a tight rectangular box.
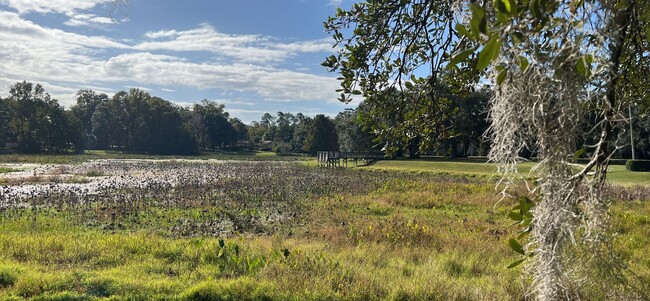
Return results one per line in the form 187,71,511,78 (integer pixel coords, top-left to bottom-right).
0,0,355,123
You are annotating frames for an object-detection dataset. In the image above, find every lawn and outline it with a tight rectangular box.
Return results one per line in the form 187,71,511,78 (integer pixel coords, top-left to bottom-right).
356,159,650,186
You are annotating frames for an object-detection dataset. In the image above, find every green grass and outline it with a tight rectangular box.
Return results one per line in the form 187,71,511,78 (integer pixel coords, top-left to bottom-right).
0,159,648,300
0,170,648,300
355,159,649,186
0,179,528,300
0,167,18,174
604,164,650,186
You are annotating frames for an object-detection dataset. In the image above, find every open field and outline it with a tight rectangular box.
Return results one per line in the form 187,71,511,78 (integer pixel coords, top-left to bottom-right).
0,158,648,300
355,159,650,186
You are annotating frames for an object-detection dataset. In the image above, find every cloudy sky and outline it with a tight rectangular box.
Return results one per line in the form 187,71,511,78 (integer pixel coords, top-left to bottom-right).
0,0,354,123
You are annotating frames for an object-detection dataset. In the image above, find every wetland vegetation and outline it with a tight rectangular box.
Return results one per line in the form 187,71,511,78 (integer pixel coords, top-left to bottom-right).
0,158,648,300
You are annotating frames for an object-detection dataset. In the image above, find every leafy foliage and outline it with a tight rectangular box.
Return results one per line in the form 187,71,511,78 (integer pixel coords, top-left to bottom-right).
324,0,650,299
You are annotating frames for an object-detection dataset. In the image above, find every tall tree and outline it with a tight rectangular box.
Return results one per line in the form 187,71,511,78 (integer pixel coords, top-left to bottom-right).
4,81,83,153
325,1,650,299
71,90,109,137
304,114,338,154
0,96,9,145
194,100,237,150
335,108,376,153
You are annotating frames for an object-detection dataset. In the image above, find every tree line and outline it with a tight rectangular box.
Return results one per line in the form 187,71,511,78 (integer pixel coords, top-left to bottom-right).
1,80,648,158
0,82,242,155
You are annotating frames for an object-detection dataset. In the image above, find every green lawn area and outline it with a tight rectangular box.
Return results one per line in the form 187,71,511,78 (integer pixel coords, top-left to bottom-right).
0,167,18,174
356,159,649,186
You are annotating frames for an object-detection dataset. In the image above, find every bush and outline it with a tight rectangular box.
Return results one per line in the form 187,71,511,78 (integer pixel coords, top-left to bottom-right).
626,160,650,172
0,268,17,288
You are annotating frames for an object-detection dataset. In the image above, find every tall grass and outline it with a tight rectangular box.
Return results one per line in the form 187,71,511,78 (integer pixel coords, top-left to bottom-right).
0,161,647,300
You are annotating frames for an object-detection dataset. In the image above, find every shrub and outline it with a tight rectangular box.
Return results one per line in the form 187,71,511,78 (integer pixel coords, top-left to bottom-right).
0,268,17,288
626,160,650,172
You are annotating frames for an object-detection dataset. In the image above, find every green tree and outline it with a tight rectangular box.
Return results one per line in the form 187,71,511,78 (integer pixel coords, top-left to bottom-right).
335,108,375,153
289,113,312,153
193,100,237,150
325,1,650,299
304,114,338,154
229,118,249,147
3,81,83,153
71,90,109,137
0,96,9,145
140,96,197,155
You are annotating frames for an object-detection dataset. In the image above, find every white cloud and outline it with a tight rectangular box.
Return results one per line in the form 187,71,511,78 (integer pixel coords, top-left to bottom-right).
101,52,341,103
0,10,342,110
64,13,114,27
0,0,113,15
328,0,344,6
137,24,333,63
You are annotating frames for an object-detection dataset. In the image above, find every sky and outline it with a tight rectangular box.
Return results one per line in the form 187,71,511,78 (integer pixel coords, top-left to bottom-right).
0,0,355,123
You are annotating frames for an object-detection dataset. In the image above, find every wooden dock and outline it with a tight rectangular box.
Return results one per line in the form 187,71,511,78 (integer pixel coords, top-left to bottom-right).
317,151,383,168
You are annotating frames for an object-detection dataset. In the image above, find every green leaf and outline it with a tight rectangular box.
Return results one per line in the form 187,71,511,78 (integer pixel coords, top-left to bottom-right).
404,81,414,89
574,148,586,159
218,239,225,248
518,56,529,71
455,24,472,38
446,49,474,70
508,211,523,221
497,68,508,85
576,54,593,78
507,258,526,268
493,0,512,13
530,0,543,19
508,238,525,255
570,0,584,13
477,36,501,71
470,4,486,37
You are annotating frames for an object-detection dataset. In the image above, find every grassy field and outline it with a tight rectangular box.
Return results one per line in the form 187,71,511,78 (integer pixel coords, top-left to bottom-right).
0,158,648,300
354,159,650,186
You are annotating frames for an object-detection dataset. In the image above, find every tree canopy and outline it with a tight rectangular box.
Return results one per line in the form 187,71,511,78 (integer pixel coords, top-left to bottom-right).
325,0,650,299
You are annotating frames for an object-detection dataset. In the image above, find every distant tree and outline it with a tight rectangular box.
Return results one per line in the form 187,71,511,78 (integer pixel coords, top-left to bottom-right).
194,100,237,150
247,121,266,144
229,118,249,144
335,108,375,153
140,96,197,155
64,111,86,153
71,90,109,137
260,112,277,141
304,114,338,154
275,112,295,143
91,93,126,149
0,96,9,145
4,81,83,153
290,114,312,153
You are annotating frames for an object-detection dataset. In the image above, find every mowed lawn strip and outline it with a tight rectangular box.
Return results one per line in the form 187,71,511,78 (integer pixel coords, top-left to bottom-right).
358,159,649,186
